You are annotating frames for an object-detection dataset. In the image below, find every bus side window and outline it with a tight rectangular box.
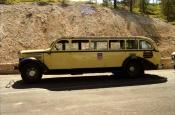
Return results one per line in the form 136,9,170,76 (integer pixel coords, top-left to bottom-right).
139,40,153,50
72,41,79,50
91,41,108,50
126,40,138,49
71,40,90,50
81,40,90,50
109,40,125,50
55,40,69,51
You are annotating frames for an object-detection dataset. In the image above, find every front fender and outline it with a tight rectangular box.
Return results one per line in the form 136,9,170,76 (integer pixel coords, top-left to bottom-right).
19,57,48,72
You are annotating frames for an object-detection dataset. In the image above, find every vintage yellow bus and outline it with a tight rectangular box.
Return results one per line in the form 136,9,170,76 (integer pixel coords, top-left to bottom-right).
17,36,161,83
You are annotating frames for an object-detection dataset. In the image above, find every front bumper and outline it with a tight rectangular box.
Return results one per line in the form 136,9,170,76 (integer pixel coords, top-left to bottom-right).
14,64,19,70
172,60,175,69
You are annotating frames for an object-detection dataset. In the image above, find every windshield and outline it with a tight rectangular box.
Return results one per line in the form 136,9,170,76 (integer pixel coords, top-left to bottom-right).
49,40,57,48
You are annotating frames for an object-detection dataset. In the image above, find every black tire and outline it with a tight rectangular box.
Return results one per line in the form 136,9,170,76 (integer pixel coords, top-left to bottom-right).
124,61,144,78
20,63,43,83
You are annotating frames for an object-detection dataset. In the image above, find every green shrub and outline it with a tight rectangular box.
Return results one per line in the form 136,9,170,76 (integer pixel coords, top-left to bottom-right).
133,7,140,13
35,0,50,5
60,0,69,7
146,4,161,15
0,0,20,4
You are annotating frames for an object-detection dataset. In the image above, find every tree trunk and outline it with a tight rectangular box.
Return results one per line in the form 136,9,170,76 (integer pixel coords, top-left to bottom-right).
130,0,133,12
114,0,117,9
141,0,145,14
167,4,170,22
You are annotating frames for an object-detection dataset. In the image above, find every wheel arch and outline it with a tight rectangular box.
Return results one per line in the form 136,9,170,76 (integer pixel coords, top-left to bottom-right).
122,56,158,70
19,57,48,72
122,56,143,68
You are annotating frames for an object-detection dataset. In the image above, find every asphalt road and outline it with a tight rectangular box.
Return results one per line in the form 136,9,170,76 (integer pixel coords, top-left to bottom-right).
0,70,175,115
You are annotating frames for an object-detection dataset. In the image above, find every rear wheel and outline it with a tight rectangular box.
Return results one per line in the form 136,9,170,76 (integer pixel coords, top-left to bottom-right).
20,63,43,83
124,61,144,78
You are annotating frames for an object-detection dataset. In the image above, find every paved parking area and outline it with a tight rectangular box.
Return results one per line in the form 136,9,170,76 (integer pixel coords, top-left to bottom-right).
0,70,175,115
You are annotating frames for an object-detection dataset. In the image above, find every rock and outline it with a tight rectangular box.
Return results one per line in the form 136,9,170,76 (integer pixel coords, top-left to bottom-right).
0,3,175,64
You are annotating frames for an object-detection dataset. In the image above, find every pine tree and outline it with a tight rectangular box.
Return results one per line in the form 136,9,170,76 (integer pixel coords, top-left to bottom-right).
161,0,175,21
139,0,149,14
114,0,117,8
122,0,136,12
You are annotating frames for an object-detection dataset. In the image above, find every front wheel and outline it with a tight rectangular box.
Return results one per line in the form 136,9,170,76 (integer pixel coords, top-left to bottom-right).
124,61,144,78
20,63,43,83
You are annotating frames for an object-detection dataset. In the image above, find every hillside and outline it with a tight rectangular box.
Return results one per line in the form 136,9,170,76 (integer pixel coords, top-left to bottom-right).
0,3,175,63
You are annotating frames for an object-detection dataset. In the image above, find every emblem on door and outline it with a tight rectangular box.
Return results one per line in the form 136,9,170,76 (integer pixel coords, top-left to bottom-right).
97,53,103,60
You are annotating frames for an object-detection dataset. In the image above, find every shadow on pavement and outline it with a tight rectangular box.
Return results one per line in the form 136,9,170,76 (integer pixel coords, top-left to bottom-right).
12,74,167,91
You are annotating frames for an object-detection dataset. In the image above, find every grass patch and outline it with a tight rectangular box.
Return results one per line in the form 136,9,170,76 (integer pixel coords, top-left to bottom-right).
0,0,20,4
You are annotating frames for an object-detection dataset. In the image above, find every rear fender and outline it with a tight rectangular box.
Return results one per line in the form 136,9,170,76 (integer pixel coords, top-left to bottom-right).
122,56,141,68
122,56,158,70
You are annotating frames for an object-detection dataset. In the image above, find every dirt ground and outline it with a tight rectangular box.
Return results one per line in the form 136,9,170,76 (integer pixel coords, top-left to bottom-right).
0,3,175,64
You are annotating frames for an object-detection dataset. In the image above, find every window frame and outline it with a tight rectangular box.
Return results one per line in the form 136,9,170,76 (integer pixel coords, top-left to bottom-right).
71,40,90,51
50,38,155,52
139,40,154,50
109,40,126,51
126,39,139,50
52,39,70,52
90,40,109,51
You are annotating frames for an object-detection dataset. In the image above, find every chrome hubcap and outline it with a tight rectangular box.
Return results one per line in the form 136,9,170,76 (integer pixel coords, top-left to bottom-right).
129,66,135,72
29,70,36,77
